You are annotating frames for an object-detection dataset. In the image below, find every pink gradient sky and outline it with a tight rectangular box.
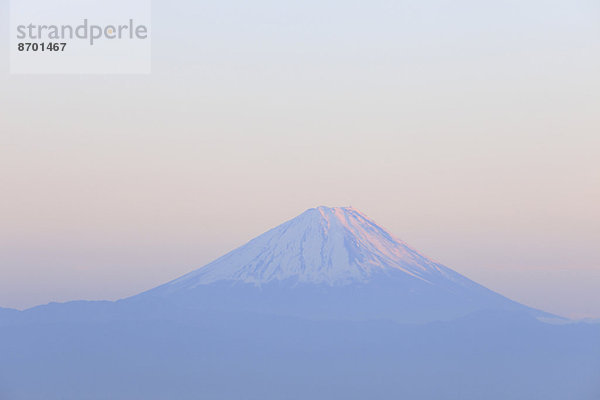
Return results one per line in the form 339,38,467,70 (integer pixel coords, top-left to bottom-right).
0,0,599,318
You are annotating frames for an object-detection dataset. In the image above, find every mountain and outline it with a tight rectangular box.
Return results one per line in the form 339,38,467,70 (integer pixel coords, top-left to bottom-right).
2,206,598,400
134,206,549,323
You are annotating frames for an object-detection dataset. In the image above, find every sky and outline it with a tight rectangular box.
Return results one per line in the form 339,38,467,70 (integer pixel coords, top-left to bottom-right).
0,0,599,318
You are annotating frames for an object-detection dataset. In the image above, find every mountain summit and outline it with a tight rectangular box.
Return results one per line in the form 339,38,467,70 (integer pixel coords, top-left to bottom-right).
137,206,549,322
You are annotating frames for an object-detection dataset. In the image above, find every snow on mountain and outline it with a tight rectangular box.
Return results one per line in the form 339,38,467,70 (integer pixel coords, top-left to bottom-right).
158,206,474,289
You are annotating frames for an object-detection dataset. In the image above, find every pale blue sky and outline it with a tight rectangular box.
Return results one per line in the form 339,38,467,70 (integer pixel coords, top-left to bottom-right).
0,0,599,317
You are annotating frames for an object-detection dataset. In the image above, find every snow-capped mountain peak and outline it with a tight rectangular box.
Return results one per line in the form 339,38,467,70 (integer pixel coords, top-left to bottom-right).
134,206,551,323
159,206,469,289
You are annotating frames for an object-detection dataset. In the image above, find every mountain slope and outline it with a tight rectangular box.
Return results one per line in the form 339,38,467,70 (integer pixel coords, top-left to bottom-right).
135,206,549,323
